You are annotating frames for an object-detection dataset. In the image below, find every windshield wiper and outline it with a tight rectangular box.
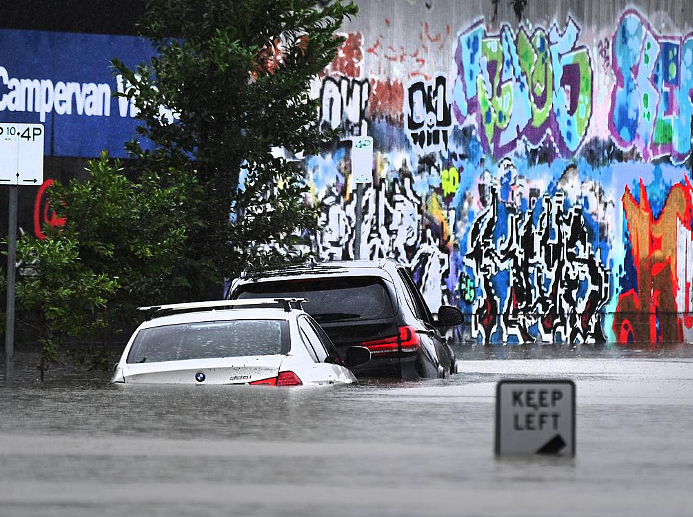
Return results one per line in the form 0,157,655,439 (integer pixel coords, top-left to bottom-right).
312,312,361,322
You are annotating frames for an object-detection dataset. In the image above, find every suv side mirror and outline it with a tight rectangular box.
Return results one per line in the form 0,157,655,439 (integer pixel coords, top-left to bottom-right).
435,305,464,327
344,346,371,368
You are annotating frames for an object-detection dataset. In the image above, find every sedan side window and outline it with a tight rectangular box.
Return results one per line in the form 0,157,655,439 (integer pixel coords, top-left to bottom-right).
298,317,328,363
305,317,341,364
298,327,319,362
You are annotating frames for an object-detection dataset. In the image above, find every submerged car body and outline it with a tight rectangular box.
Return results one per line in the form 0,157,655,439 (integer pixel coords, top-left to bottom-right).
227,260,464,380
111,299,369,386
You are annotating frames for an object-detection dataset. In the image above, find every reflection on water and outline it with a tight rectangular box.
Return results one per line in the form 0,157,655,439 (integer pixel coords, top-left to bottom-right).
452,342,693,361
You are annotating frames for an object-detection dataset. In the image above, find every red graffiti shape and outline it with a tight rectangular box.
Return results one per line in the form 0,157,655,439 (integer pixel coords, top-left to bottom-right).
332,32,363,77
614,178,693,344
368,79,404,122
34,179,66,240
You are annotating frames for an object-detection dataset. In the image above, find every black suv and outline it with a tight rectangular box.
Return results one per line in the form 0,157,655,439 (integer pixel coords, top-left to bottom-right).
227,260,464,379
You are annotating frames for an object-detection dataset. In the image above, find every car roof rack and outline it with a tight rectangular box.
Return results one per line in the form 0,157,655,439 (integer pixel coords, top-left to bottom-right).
139,298,307,318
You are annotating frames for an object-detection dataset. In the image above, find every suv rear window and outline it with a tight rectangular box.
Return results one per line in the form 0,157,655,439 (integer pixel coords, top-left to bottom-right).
127,319,288,364
234,277,395,323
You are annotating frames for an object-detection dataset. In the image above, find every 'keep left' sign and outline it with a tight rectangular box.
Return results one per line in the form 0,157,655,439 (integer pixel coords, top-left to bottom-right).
495,379,575,456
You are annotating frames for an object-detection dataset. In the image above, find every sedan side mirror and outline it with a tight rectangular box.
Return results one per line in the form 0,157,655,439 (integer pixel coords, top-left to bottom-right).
344,346,371,368
435,305,464,327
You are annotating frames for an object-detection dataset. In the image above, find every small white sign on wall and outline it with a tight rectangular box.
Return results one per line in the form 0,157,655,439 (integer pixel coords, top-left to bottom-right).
351,136,373,185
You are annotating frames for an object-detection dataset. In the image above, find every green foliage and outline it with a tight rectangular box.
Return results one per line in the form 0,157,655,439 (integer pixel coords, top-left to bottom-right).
14,152,201,368
14,235,117,365
113,0,358,291
49,152,204,325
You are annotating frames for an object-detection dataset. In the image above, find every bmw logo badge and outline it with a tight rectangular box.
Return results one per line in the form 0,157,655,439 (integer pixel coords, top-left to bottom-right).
195,372,206,383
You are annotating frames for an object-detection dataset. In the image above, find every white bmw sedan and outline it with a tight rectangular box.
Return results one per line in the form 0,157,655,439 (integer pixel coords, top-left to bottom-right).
111,299,370,386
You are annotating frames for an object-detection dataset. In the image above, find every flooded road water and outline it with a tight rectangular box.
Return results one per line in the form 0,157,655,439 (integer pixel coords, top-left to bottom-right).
1,346,692,517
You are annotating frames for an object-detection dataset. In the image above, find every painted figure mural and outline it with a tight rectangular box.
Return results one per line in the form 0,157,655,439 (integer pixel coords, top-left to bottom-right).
307,5,693,346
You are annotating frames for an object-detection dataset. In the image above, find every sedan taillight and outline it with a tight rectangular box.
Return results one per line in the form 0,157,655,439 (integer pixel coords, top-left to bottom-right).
250,371,303,386
277,371,303,386
359,326,421,357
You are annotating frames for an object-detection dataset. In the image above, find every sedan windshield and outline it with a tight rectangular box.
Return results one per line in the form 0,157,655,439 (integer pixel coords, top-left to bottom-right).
127,319,288,364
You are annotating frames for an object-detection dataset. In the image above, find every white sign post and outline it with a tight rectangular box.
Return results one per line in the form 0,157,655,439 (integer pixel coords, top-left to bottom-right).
2,123,44,385
350,136,373,260
495,379,576,456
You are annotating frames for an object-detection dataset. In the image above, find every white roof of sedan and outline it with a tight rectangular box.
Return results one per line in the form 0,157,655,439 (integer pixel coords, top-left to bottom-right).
139,298,308,317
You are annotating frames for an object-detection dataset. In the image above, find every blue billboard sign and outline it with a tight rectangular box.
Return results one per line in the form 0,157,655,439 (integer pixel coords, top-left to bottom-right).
0,28,156,158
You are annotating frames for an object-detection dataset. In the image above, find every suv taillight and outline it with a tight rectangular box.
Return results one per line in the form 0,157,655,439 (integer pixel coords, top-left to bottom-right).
250,371,303,386
360,326,421,356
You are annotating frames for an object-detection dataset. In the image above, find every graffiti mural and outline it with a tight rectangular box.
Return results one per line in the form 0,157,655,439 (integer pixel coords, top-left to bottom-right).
319,76,370,137
303,5,693,346
451,18,593,158
613,178,693,343
405,74,452,155
609,10,693,163
316,176,423,262
463,162,610,344
312,171,451,311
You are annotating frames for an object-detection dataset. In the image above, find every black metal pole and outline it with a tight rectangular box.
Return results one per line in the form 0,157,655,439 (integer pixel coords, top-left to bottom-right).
354,183,364,260
5,184,17,385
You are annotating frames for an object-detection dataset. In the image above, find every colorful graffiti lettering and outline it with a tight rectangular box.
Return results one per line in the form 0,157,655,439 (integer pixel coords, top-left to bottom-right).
613,178,693,344
458,272,475,303
464,162,609,344
609,10,693,163
441,166,459,196
319,76,370,137
452,18,593,158
406,74,452,155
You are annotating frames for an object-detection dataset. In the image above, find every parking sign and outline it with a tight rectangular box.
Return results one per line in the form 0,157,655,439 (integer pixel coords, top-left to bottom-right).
0,123,44,185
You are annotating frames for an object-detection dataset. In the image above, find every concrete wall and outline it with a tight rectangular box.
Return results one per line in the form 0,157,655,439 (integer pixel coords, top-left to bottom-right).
308,0,693,345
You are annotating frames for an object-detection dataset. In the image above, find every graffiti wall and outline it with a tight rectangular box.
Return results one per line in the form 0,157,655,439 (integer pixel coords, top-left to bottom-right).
307,2,693,345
